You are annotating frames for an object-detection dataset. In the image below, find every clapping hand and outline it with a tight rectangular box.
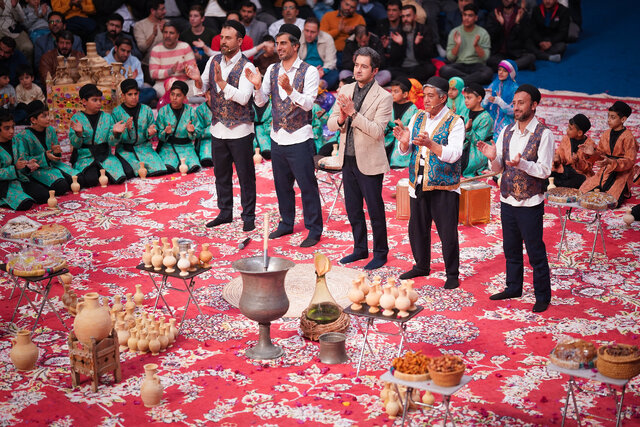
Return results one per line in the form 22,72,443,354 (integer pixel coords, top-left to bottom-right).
390,31,403,45
415,32,423,45
213,61,224,87
186,120,195,133
473,35,480,47
465,118,473,131
380,35,389,48
193,39,205,49
15,157,27,169
52,144,62,155
164,124,172,135
505,152,521,167
414,132,436,150
453,31,462,46
70,120,83,135
27,158,39,171
478,140,497,161
245,68,262,90
494,9,505,25
125,117,133,130
113,120,126,134
393,124,410,145
337,93,355,117
46,149,61,161
148,124,157,137
278,73,293,95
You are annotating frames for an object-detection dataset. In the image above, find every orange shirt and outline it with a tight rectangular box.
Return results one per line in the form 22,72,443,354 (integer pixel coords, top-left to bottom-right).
52,0,95,19
319,11,365,52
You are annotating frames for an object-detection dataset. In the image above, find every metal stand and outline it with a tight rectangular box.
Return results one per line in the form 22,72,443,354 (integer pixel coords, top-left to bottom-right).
314,155,343,221
547,363,630,427
380,371,472,426
552,202,607,266
344,304,423,376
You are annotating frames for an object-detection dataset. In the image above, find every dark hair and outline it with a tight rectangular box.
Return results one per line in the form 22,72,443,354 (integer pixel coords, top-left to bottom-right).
262,35,275,43
226,10,240,19
162,21,178,32
0,36,15,50
353,46,381,70
390,80,410,92
463,3,479,15
114,36,133,48
56,30,74,43
48,11,65,23
305,16,320,27
401,4,417,14
240,1,256,11
0,112,13,125
107,13,124,24
515,83,541,104
354,25,367,38
149,0,165,11
387,0,402,9
189,4,204,16
282,0,298,9
0,66,9,78
276,32,300,47
16,64,33,79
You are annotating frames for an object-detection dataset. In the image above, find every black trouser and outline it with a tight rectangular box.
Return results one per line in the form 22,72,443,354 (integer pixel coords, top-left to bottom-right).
501,202,551,303
21,179,49,205
408,190,460,280
75,164,100,188
528,41,567,60
439,62,494,85
551,166,586,189
212,133,256,223
342,156,388,259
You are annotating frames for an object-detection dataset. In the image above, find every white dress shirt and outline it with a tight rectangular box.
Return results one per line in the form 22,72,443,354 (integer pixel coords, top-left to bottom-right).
200,51,257,139
254,57,319,145
490,116,554,207
404,106,465,197
268,18,306,38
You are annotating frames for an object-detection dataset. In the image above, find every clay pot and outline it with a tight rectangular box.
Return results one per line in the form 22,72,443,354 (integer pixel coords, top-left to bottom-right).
253,147,263,164
385,391,400,419
47,190,57,209
151,246,164,271
124,293,136,311
59,273,73,285
142,244,152,268
177,251,190,277
366,283,382,313
403,280,418,311
137,330,149,353
331,143,338,156
71,175,80,194
138,162,147,179
179,158,188,176
127,328,138,352
171,237,179,259
387,278,399,298
623,208,635,226
163,249,176,273
112,294,123,313
547,177,556,190
116,320,130,350
422,390,435,405
395,288,411,318
199,244,212,268
380,286,396,317
169,319,178,343
140,363,163,407
158,324,169,352
61,283,71,307
188,247,198,271
148,331,161,356
73,292,112,343
134,284,144,306
348,279,365,310
99,169,108,187
10,330,38,371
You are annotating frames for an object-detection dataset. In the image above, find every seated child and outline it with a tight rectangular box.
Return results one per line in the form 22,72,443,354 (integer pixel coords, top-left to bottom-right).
461,82,493,178
155,80,200,174
551,113,595,188
252,100,272,159
112,79,167,178
70,84,127,188
579,101,637,207
14,100,73,196
385,78,418,168
447,77,468,117
482,59,518,136
0,112,48,210
194,91,213,167
15,65,45,124
316,76,354,157
0,67,16,113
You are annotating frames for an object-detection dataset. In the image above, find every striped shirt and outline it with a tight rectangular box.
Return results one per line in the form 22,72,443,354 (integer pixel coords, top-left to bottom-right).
149,42,197,82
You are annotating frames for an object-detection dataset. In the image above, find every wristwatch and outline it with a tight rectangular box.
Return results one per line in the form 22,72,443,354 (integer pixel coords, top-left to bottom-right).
350,111,357,119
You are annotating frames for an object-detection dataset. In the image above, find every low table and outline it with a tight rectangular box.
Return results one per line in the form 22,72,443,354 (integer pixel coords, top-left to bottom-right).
344,303,423,376
314,155,343,221
380,371,472,426
547,363,631,427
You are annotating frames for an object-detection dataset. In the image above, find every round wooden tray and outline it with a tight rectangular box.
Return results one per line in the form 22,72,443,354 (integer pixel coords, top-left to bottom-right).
6,259,67,277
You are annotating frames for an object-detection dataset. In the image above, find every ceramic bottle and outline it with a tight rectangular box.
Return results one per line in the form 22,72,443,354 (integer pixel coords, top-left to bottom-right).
71,175,80,194
73,292,112,343
9,330,38,371
99,169,108,187
140,363,163,407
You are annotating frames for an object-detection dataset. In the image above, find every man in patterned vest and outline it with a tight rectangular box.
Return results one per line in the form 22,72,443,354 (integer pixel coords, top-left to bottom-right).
195,20,259,232
393,76,464,289
479,84,554,313
247,23,323,248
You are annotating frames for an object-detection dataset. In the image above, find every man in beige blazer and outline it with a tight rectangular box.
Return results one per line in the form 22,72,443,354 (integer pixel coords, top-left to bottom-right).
327,46,393,270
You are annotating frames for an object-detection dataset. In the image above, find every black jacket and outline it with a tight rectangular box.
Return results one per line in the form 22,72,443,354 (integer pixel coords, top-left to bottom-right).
374,19,405,66
530,2,570,44
485,6,530,55
342,33,388,70
404,23,437,63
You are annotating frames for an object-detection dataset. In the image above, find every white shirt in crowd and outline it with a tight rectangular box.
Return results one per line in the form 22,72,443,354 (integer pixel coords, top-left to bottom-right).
268,18,306,38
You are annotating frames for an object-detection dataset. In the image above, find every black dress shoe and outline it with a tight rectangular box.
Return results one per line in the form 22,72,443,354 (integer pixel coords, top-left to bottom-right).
300,235,320,248
489,291,522,301
269,227,293,239
444,278,460,289
364,257,387,270
399,267,429,280
243,220,255,232
340,252,368,264
206,215,232,228
532,301,550,313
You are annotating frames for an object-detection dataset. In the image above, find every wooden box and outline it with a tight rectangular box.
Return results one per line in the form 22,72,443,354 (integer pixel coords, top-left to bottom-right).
396,178,411,220
68,328,121,392
459,182,491,225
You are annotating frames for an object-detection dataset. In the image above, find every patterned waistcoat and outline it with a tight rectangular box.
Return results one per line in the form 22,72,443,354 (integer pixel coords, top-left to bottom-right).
209,54,253,127
409,110,461,191
500,122,546,201
270,61,312,132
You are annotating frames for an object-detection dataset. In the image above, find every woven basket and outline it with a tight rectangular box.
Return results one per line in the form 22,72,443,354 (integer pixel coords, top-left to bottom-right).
393,370,429,382
596,345,640,379
300,308,350,341
429,366,465,387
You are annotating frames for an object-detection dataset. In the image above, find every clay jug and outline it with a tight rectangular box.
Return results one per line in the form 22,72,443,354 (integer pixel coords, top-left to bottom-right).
179,158,188,176
188,248,198,271
177,251,190,277
151,246,164,271
395,288,411,318
380,382,391,402
10,330,38,371
623,208,635,226
148,331,161,356
138,162,147,179
132,284,144,306
158,324,169,351
366,283,382,313
47,190,57,209
169,318,178,342
127,328,139,352
60,272,73,285
71,175,80,194
358,274,369,297
199,244,212,268
347,279,365,310
331,143,338,156
142,244,152,268
112,294,124,313
73,292,112,343
387,278,399,298
141,363,163,407
422,390,435,405
403,280,418,310
61,283,71,307
385,391,400,419
253,147,263,164
99,169,108,187
380,286,396,317
124,293,136,311
116,320,130,350
547,177,556,190
137,330,149,353
163,249,176,273
171,237,179,259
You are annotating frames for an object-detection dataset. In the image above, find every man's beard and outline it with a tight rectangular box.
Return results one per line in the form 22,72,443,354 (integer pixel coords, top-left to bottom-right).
402,23,414,33
108,30,118,38
516,109,534,122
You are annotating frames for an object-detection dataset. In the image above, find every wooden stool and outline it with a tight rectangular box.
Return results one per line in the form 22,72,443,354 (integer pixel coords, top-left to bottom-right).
459,182,491,225
68,328,121,392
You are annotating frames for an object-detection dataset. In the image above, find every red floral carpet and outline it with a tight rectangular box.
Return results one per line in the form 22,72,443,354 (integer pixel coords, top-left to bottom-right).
1,93,639,426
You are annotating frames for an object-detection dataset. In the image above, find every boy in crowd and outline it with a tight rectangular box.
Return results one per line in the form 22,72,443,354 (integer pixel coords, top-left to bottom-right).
70,84,127,188
461,82,493,177
155,80,200,174
194,91,213,167
0,67,16,112
385,78,418,168
16,65,44,105
550,114,595,188
112,79,167,178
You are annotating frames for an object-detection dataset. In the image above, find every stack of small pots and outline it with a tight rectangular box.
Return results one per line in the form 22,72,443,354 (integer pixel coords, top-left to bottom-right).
348,274,419,317
141,237,213,276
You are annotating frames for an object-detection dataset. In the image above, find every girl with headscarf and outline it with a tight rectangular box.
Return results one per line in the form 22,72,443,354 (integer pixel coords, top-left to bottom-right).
482,59,518,136
446,77,468,118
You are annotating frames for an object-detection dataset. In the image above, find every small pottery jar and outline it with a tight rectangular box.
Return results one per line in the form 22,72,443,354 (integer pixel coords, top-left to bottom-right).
138,162,147,179
366,283,382,313
385,391,400,419
177,251,190,277
124,306,135,330
379,286,396,317
116,320,130,350
133,284,144,306
163,249,176,273
169,318,178,342
71,175,80,194
142,244,152,268
61,283,71,307
188,248,198,271
99,169,108,187
148,331,161,356
380,382,391,402
422,390,435,405
112,295,123,313
253,147,263,164
137,330,149,353
171,237,179,259
199,244,212,268
73,292,112,343
547,177,556,190
179,158,188,176
395,288,411,318
387,278,399,298
10,330,38,371
140,363,163,407
124,293,136,311
347,279,365,310
127,328,139,352
623,208,635,226
59,273,73,285
331,143,338,156
151,246,163,271
47,190,57,209
404,279,418,311
158,324,169,352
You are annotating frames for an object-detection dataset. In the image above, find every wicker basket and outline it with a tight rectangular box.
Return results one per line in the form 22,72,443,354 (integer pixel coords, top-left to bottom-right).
596,345,640,379
393,370,429,382
300,308,350,341
429,367,465,387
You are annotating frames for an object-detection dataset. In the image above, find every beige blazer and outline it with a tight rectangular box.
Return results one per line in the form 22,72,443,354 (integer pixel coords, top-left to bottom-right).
327,81,392,176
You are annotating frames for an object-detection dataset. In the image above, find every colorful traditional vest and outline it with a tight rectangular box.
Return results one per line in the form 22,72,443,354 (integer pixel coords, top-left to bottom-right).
408,110,461,191
209,54,253,127
270,61,312,133
500,122,547,201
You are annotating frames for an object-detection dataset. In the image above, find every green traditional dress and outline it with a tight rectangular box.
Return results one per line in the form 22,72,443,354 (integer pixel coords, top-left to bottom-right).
194,102,213,167
112,103,167,177
386,102,419,168
155,104,200,173
312,103,328,153
69,111,126,183
253,100,272,153
0,141,33,210
462,109,494,178
14,126,75,187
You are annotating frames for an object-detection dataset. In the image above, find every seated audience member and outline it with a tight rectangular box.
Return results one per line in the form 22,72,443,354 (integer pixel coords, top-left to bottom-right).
14,100,72,196
447,77,468,116
194,92,213,167
551,113,595,188
0,112,47,210
461,82,493,177
300,17,338,90
34,11,83,69
105,37,157,106
15,65,44,124
482,59,517,135
485,0,535,71
528,0,569,62
112,79,167,178
240,1,268,44
39,30,84,85
253,35,278,75
268,0,305,38
0,1,34,63
23,0,52,44
441,0,487,48
51,0,97,41
161,0,190,33
95,13,141,59
70,84,127,188
320,0,365,53
579,101,637,207
0,67,16,114
181,5,217,73
387,4,437,84
375,0,402,38
155,80,200,174
149,22,199,99
0,37,29,87
133,0,166,65
357,0,387,32
440,4,493,85
385,78,418,168
341,25,391,86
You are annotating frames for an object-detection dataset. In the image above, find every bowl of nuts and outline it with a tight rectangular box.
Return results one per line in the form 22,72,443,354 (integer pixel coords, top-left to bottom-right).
428,355,466,387
391,350,431,382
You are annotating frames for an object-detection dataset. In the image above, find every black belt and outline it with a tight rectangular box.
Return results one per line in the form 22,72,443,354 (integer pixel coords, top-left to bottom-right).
74,143,109,163
120,143,136,153
168,137,191,145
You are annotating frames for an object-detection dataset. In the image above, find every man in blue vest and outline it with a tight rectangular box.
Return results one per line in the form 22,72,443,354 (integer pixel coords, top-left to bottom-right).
479,84,554,313
393,76,464,289
195,20,258,232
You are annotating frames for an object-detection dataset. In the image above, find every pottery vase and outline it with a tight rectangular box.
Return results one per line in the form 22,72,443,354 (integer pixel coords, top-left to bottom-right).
148,331,161,356
385,391,400,419
422,390,435,405
137,330,149,353
366,283,382,313
70,175,80,194
179,158,188,176
158,324,169,351
380,382,391,402
395,288,411,318
379,286,396,317
61,283,71,307
358,274,370,297
623,208,635,226
60,272,73,285
124,293,136,311
116,320,130,350
347,279,365,310
112,294,124,313
151,246,164,271
169,318,178,342
199,243,212,268
171,237,179,259
47,190,57,209
387,278,399,298
163,249,176,273
140,363,163,407
98,169,108,187
73,292,112,343
253,147,263,164
133,284,144,306
177,251,190,277
547,177,556,190
142,244,152,268
10,330,38,371
127,328,139,352
188,247,198,271
331,143,338,156
138,162,147,179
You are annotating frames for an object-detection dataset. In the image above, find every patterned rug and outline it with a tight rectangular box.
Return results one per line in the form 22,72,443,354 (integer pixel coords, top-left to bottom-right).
1,93,639,426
